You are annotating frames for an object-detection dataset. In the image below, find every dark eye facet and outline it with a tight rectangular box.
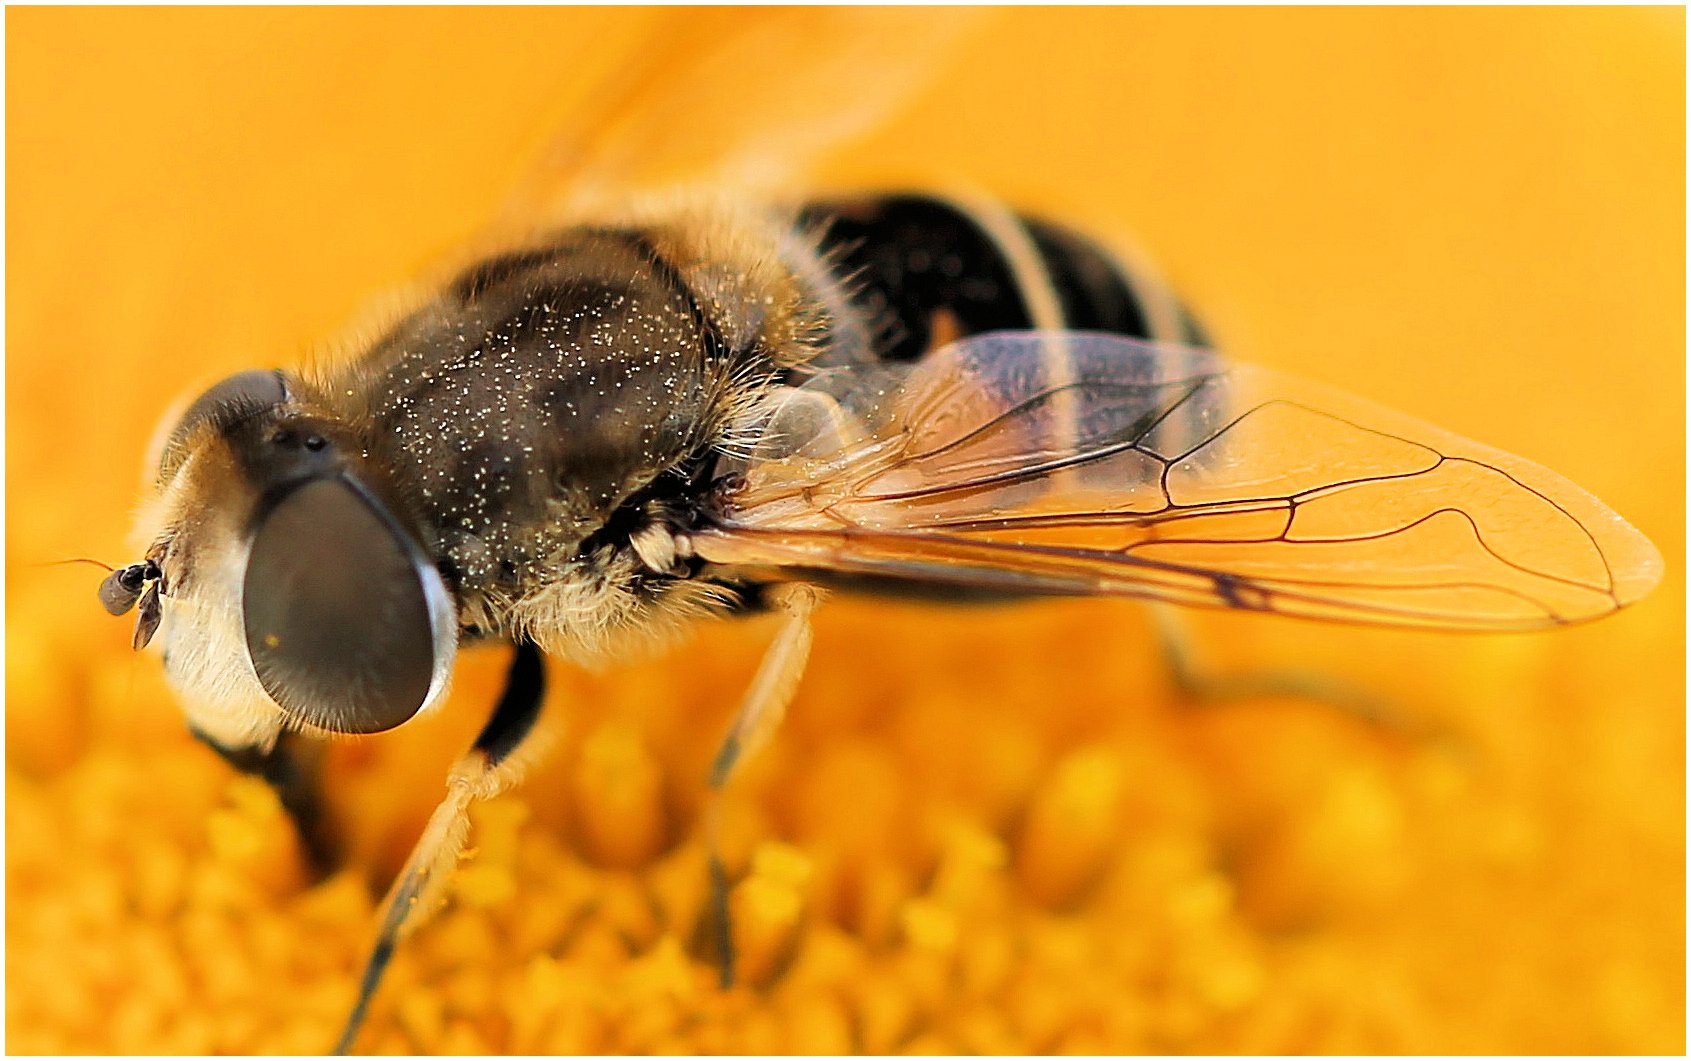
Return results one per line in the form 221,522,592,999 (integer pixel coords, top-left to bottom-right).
242,476,454,734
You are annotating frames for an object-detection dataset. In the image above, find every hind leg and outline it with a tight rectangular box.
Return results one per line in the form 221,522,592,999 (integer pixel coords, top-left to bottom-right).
1148,604,1438,741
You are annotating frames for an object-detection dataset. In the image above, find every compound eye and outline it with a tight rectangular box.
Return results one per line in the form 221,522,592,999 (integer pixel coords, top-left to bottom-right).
242,476,456,734
158,369,289,481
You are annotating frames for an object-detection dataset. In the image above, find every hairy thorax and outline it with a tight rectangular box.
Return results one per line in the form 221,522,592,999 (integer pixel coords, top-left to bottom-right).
306,210,824,661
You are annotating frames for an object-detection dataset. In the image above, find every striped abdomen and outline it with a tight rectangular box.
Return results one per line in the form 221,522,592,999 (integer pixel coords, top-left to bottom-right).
797,194,1209,366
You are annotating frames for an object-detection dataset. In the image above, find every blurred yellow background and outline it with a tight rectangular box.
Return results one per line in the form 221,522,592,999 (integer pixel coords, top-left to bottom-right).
7,7,1683,1054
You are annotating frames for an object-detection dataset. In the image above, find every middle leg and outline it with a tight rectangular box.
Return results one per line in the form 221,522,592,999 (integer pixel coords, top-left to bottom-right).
704,582,822,987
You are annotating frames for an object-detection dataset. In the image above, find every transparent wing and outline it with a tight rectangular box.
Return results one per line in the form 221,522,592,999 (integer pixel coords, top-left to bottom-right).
692,332,1662,630
489,8,987,228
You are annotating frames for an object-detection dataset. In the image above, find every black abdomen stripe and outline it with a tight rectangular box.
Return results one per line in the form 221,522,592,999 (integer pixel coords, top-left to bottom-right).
798,195,1037,362
799,194,1209,364
1022,217,1153,339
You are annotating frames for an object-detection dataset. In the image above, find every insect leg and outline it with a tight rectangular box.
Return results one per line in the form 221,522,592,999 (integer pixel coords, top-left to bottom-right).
191,728,339,875
1148,604,1427,739
706,582,822,988
332,640,546,1055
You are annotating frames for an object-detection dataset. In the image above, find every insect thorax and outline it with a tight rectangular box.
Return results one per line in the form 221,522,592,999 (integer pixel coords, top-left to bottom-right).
301,198,1201,652
308,220,816,651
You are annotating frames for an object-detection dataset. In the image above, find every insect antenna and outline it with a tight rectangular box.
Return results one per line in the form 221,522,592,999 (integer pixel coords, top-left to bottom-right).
40,556,118,572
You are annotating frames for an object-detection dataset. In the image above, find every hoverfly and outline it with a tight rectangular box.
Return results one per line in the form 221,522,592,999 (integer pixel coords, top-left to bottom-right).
94,10,1663,1052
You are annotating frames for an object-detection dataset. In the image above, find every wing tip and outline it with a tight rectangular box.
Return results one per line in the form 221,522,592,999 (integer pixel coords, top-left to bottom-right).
1596,508,1665,609
1613,538,1666,609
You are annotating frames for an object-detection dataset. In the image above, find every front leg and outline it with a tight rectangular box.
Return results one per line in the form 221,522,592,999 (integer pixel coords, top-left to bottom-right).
191,727,339,875
333,639,547,1054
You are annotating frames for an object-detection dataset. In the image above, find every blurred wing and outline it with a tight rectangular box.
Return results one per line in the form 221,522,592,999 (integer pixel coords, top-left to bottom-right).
693,332,1662,630
492,8,986,227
